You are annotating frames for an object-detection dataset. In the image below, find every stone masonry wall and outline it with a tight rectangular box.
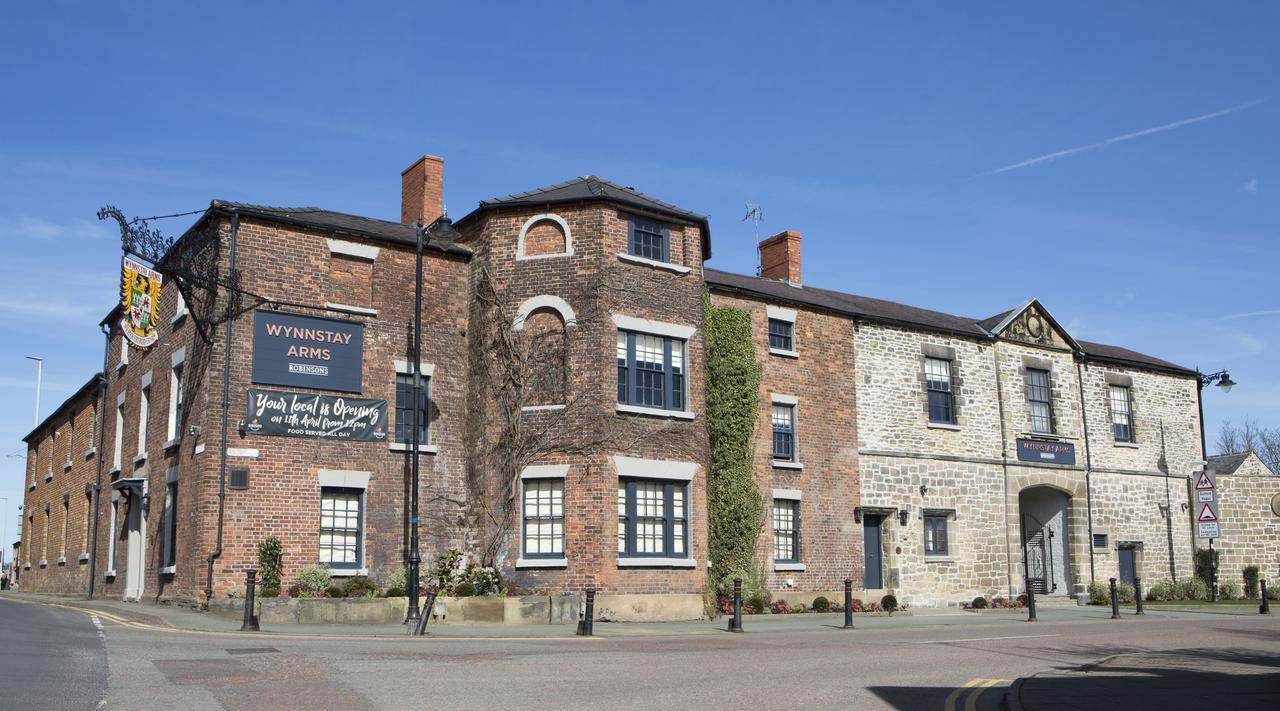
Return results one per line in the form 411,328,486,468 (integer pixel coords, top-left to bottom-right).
1211,454,1280,587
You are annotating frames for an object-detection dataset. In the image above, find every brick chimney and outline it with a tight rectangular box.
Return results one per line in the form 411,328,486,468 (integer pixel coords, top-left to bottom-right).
758,229,801,284
400,155,444,225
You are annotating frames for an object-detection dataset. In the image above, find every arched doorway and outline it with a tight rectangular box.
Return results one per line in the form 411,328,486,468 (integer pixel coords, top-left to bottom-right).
1019,487,1071,596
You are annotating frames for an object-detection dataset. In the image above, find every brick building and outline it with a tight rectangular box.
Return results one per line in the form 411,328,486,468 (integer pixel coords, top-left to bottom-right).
19,153,1276,615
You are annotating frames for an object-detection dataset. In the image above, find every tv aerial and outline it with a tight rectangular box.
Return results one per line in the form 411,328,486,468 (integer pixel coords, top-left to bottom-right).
742,204,763,242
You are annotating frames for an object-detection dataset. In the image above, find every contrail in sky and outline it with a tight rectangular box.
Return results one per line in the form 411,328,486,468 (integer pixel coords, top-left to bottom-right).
973,99,1264,178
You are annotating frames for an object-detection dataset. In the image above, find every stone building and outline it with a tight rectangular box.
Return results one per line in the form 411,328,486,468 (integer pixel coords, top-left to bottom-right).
1205,451,1280,589
19,153,1275,616
708,231,1209,607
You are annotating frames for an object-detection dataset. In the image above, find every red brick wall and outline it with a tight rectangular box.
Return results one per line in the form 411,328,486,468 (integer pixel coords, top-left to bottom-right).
707,292,862,594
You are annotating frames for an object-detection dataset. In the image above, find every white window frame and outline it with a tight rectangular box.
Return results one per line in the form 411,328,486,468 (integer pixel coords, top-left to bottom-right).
517,464,568,568
112,392,125,473
772,491,804,571
613,314,696,420
317,470,370,577
136,371,151,464
171,290,189,324
766,305,799,358
771,393,802,469
166,348,186,448
106,491,119,576
390,361,438,453
161,468,179,573
610,456,698,568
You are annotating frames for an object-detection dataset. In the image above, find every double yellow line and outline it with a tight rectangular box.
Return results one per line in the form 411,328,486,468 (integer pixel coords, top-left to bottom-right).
944,678,1007,711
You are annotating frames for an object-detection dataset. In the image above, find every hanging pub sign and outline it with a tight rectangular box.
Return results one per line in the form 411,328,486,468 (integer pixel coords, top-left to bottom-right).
252,310,364,393
245,388,387,441
1016,438,1077,466
120,255,163,349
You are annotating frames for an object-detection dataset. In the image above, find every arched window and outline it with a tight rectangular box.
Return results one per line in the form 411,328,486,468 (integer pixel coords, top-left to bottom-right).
521,308,568,406
517,214,573,260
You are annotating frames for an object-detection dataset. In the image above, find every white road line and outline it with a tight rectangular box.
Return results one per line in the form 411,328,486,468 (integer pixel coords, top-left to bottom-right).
913,633,1060,644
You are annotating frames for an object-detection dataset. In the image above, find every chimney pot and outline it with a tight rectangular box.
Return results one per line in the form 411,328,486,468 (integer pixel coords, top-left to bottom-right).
758,229,802,284
401,155,444,225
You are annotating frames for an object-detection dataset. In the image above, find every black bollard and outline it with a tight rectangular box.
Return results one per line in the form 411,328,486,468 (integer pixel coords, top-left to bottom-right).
1025,576,1037,622
412,587,438,636
728,578,743,633
576,588,596,636
1135,578,1144,615
1109,578,1121,620
240,568,259,631
842,578,854,630
1261,580,1271,615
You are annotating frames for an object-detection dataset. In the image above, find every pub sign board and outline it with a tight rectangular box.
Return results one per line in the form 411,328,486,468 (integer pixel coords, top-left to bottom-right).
252,310,364,393
1016,438,1077,466
245,388,387,441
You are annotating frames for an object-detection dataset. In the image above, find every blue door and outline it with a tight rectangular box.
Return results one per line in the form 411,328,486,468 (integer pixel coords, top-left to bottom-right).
864,515,883,589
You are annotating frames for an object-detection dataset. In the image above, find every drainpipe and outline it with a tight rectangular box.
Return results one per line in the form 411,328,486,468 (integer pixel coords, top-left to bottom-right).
205,212,239,606
86,324,111,598
1074,358,1096,586
990,342,1015,598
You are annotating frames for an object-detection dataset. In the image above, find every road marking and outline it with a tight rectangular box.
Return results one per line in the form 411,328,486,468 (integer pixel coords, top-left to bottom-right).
965,679,1006,711
914,633,1060,644
943,678,986,711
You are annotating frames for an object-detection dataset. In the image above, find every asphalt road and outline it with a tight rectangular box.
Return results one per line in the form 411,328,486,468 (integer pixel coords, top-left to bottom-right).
3,601,1277,710
0,598,107,710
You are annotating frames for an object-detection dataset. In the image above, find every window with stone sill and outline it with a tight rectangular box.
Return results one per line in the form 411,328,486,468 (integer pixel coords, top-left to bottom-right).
616,330,686,412
627,215,669,263
773,498,799,563
924,513,949,556
617,479,687,558
1026,368,1055,434
522,479,565,559
925,357,956,425
767,318,793,352
1109,385,1134,443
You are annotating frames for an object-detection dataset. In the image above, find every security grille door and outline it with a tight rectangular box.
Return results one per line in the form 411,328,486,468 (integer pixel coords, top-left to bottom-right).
1025,529,1049,594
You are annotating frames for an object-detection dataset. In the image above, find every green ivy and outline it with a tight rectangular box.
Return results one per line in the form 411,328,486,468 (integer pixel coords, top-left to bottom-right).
257,536,283,598
704,295,763,597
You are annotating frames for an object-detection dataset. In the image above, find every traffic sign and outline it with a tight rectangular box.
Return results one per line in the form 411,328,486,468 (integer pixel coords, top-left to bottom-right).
1194,471,1216,491
1197,502,1218,523
1198,522,1220,539
1197,490,1215,503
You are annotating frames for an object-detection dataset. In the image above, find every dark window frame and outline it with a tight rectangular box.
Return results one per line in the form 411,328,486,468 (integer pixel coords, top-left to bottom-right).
1026,368,1056,434
925,357,956,425
924,513,949,556
627,215,669,263
616,330,686,412
521,478,566,560
773,498,800,563
767,318,794,351
772,403,796,461
394,371,431,445
319,486,364,571
163,481,178,568
617,478,688,558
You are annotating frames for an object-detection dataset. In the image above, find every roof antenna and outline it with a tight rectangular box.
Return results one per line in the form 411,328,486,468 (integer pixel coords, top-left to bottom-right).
743,204,763,275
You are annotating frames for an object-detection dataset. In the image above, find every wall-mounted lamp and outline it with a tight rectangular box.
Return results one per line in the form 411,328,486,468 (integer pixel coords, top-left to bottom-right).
854,506,863,524
897,508,910,526
141,492,151,514
919,482,929,497
1157,503,1169,519
237,420,247,438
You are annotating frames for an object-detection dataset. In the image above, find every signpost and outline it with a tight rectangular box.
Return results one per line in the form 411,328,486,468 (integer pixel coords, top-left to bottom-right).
252,310,365,393
1194,467,1221,601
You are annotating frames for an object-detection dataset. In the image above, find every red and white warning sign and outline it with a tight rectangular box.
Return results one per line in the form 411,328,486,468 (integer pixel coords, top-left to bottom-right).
1197,502,1218,523
1194,471,1216,491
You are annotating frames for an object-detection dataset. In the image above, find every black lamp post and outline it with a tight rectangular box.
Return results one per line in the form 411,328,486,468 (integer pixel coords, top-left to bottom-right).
1195,368,1237,604
406,215,458,628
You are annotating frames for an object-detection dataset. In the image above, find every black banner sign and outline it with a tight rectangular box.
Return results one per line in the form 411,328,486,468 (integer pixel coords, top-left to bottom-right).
252,310,364,393
245,388,387,441
1016,438,1076,466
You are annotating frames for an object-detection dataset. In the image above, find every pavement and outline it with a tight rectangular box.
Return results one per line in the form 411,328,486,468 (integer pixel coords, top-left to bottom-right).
2,592,1276,710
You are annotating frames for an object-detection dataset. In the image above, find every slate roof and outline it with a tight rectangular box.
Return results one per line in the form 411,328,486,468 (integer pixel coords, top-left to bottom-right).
704,268,1196,376
1207,452,1251,475
208,201,472,257
23,373,104,444
459,176,713,258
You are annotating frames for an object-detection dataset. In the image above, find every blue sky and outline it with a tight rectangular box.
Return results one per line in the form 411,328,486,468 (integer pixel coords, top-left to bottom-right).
1,2,1276,547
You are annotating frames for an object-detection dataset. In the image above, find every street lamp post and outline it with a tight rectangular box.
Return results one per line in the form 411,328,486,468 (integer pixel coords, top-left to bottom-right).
407,215,458,630
1196,368,1236,604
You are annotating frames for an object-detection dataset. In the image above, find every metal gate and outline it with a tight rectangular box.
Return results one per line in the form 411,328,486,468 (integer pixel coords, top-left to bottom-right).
1025,529,1055,594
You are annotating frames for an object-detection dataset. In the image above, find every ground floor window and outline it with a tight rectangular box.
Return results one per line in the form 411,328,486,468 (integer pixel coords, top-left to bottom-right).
319,487,363,570
522,479,564,558
163,482,178,568
617,479,687,557
924,512,949,556
773,499,799,562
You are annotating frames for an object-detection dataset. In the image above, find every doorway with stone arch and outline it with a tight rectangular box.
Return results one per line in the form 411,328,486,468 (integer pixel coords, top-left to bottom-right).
1019,486,1072,596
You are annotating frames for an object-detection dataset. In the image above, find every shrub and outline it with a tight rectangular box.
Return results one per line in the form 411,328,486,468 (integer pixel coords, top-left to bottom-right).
342,576,380,598
453,581,478,597
1243,566,1260,599
458,564,500,595
770,600,792,614
1016,593,1028,606
430,549,464,593
746,592,771,614
811,596,831,612
295,564,332,597
1219,581,1240,600
1088,582,1110,605
880,594,898,613
1176,578,1210,601
1194,548,1216,583
257,537,283,598
971,596,989,609
991,596,1007,607
867,601,883,613
1268,586,1280,602
1117,583,1135,604
325,585,345,599
1146,580,1175,601
851,598,864,613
